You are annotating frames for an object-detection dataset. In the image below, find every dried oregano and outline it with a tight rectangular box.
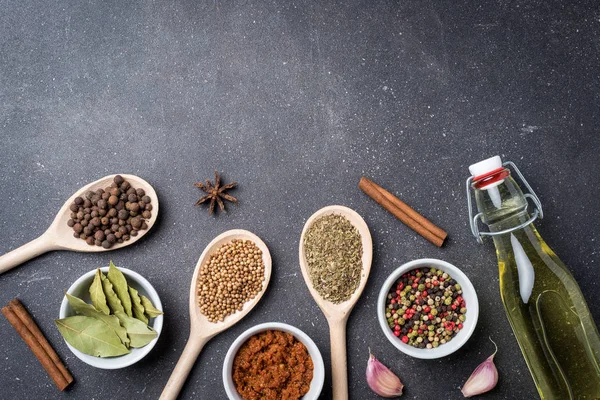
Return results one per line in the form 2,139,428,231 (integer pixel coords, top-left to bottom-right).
303,214,363,303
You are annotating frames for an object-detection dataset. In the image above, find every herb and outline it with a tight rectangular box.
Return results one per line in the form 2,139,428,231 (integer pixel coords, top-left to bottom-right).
140,295,164,319
100,273,125,315
55,262,163,357
194,170,237,215
115,312,157,348
128,286,148,325
65,293,129,347
303,214,363,303
55,316,130,357
90,269,110,315
107,261,132,317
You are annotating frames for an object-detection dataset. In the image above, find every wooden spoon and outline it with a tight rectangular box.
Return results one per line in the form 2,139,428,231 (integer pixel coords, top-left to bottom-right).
160,229,272,400
0,174,159,275
298,205,373,400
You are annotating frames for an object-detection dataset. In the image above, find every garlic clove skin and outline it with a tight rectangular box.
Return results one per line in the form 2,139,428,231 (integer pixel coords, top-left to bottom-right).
461,340,499,397
366,351,404,398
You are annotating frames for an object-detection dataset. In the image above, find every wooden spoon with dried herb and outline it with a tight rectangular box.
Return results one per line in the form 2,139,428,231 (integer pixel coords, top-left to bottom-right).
299,205,373,400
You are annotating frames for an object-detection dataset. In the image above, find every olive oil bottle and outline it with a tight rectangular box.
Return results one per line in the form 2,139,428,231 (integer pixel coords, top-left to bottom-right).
466,156,600,399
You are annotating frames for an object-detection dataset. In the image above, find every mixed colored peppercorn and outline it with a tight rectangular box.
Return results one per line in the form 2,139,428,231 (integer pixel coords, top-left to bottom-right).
385,267,466,349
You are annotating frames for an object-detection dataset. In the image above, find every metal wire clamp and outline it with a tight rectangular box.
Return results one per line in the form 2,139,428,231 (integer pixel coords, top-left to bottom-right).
466,161,543,244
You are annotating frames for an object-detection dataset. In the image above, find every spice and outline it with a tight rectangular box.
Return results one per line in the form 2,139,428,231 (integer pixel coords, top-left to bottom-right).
385,267,466,348
194,170,237,215
54,262,162,357
233,330,313,400
303,214,363,303
1,299,73,391
66,175,153,248
366,349,404,398
359,177,447,247
197,239,265,322
461,338,499,397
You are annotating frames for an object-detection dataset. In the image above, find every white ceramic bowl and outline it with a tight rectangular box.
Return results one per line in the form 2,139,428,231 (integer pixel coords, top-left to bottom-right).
223,322,325,400
58,266,164,369
377,259,479,359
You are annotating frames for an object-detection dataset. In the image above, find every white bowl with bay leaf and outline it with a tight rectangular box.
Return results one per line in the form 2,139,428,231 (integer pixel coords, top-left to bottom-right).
57,262,164,369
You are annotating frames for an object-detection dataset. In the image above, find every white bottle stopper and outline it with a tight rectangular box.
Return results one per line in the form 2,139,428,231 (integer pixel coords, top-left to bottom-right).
469,155,502,177
469,155,504,208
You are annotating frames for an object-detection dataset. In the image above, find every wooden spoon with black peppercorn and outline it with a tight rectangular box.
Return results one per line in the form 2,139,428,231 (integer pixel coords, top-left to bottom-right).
0,174,158,275
298,205,373,400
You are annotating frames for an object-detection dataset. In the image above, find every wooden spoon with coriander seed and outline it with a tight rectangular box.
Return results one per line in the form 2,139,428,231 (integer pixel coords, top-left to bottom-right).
0,174,158,275
160,229,272,400
298,205,373,400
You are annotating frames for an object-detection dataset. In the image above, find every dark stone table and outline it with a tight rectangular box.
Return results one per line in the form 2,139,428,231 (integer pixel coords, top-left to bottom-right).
1,0,598,399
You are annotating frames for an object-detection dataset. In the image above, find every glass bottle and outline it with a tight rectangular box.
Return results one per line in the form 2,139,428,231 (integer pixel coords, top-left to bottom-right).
466,156,600,399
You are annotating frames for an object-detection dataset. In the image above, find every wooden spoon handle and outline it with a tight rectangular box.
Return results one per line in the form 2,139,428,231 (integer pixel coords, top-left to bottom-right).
160,335,209,400
329,319,349,400
0,235,56,275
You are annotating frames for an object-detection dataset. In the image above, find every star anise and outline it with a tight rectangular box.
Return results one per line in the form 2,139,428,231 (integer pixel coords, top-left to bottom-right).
194,171,238,215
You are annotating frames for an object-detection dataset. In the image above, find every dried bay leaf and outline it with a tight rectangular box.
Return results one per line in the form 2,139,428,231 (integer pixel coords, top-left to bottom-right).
129,286,148,324
55,316,130,357
90,269,110,315
65,293,130,347
140,295,163,319
107,261,132,317
100,274,125,315
115,312,157,348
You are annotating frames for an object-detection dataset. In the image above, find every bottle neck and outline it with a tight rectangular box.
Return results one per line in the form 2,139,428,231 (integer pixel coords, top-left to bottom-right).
473,172,528,227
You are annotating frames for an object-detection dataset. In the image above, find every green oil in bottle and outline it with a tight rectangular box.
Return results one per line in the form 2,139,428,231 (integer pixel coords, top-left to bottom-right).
468,156,600,399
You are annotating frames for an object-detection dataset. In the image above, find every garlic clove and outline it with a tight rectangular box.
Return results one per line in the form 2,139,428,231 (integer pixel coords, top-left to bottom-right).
366,350,404,398
461,338,499,397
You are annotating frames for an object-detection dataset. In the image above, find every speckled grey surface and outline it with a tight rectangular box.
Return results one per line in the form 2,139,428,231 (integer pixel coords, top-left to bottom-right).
1,0,599,399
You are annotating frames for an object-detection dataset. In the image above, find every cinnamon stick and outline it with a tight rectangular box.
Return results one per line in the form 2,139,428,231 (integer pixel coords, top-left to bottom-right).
2,300,72,391
8,299,73,386
359,177,447,247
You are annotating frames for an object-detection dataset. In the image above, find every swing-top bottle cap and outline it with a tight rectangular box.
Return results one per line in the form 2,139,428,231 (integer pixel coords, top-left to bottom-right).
469,155,502,179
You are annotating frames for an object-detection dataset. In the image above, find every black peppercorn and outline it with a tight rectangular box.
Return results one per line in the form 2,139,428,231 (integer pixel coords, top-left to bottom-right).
114,232,122,239
114,175,124,185
85,190,94,200
101,217,109,225
83,199,92,208
70,204,79,212
73,223,83,233
102,240,111,249
115,201,125,211
86,236,95,245
67,219,75,227
91,217,101,227
118,210,129,220
94,231,105,241
131,217,142,229
142,195,151,204
106,233,116,243
97,199,107,209
74,197,84,206
142,210,151,219
128,193,138,203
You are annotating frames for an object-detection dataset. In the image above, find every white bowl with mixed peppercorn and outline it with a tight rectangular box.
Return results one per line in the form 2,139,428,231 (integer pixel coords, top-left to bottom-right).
377,258,479,359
